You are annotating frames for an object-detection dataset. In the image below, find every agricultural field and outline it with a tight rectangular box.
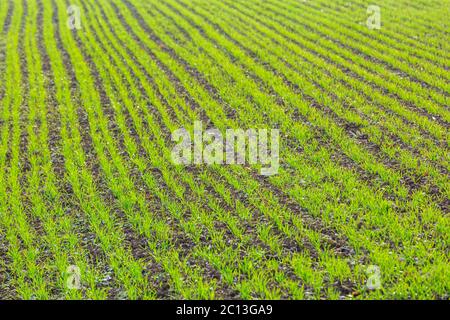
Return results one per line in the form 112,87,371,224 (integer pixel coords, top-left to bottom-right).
0,0,448,300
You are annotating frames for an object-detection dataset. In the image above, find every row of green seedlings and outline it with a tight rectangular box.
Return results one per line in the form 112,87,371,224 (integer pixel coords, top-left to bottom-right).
0,0,42,299
0,0,79,299
28,0,126,299
42,0,156,299
0,0,73,299
19,0,90,299
25,0,124,299
0,0,9,32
